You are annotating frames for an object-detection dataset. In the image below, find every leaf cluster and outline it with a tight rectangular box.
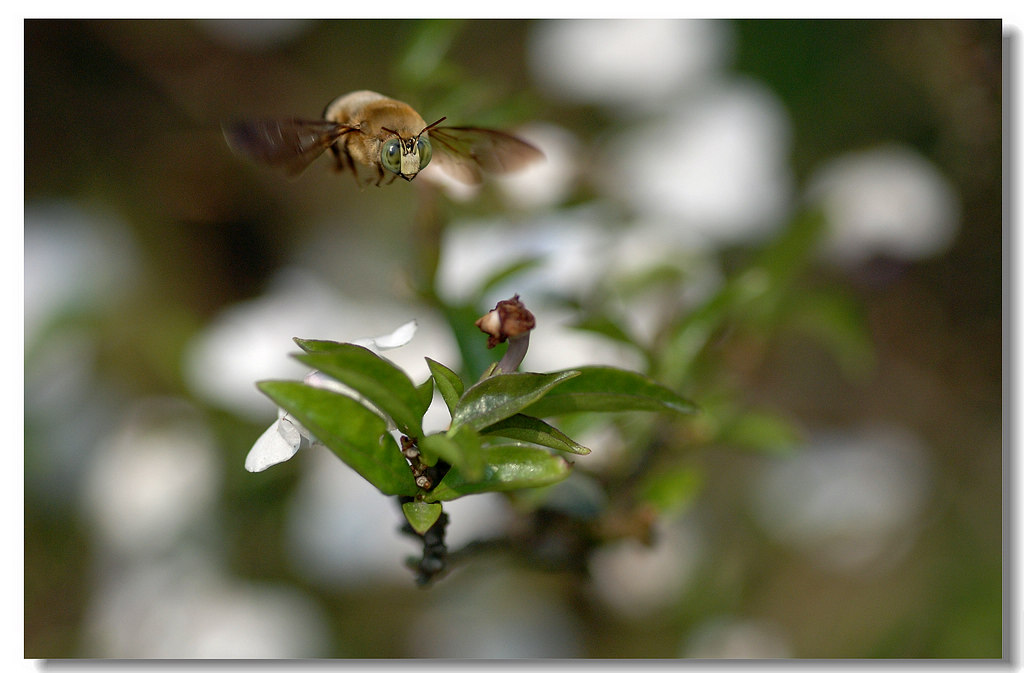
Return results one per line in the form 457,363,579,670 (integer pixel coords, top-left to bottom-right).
257,341,695,534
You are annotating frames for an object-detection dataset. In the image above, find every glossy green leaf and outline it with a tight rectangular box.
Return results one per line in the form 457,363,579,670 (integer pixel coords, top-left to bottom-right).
482,414,591,455
520,366,697,418
293,337,346,353
257,380,417,496
401,500,443,535
426,357,464,416
419,425,485,482
295,344,425,437
452,370,580,431
416,376,435,417
425,445,572,502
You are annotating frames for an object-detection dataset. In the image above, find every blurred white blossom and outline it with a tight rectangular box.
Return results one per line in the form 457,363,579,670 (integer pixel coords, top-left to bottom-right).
82,400,220,557
25,328,118,507
420,160,482,202
407,564,582,657
682,617,791,658
437,209,649,372
495,122,581,210
25,201,146,506
437,208,611,306
528,19,732,112
806,145,960,264
520,307,647,373
602,78,794,246
84,548,328,658
80,400,329,657
285,451,412,585
750,423,931,573
439,206,727,371
527,20,790,247
588,516,703,618
184,269,453,420
601,217,725,344
284,448,509,587
25,200,139,344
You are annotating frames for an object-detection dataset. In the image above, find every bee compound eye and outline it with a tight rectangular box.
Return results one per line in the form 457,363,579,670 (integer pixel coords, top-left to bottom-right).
416,136,432,170
381,139,402,174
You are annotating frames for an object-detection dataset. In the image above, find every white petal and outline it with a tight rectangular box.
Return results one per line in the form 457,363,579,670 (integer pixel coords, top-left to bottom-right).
353,320,418,352
303,370,348,395
245,418,302,472
277,414,305,444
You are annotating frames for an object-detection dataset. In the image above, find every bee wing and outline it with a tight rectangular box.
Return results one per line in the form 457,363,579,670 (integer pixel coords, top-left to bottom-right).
427,127,544,185
223,118,356,178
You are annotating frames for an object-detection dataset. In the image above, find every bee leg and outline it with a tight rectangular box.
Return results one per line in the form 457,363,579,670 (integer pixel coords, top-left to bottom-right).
373,166,400,187
330,144,364,187
329,144,355,175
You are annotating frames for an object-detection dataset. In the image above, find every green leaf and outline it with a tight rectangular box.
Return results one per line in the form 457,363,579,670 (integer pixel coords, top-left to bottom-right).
520,366,697,418
787,287,875,379
452,370,581,431
401,500,443,535
719,410,802,454
753,207,827,283
482,414,591,455
475,256,544,300
658,209,828,385
425,445,572,502
571,313,639,348
394,19,464,86
293,337,346,353
426,357,464,416
419,425,485,482
416,376,435,416
295,344,426,437
257,380,417,496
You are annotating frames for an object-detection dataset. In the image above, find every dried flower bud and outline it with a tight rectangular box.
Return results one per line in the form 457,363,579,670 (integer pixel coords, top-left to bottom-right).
400,435,420,461
475,294,536,349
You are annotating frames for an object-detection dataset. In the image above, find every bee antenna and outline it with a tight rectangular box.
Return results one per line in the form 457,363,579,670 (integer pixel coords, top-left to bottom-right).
420,117,447,136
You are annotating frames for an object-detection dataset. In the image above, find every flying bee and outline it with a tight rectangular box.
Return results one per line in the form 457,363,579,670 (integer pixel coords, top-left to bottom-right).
223,90,544,187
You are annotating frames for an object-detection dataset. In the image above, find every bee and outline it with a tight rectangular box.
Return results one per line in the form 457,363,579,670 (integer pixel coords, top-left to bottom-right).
223,90,543,187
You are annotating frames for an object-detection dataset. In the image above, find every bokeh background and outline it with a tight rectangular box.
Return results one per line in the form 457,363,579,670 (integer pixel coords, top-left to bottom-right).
24,19,1002,658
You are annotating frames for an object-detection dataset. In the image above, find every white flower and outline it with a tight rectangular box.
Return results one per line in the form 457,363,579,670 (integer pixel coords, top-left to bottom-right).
350,318,417,351
806,145,960,264
528,20,731,112
601,77,794,247
245,407,315,473
244,320,418,473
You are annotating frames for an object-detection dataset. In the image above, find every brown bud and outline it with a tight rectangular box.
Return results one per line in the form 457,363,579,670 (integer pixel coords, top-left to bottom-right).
475,294,536,349
400,435,420,460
